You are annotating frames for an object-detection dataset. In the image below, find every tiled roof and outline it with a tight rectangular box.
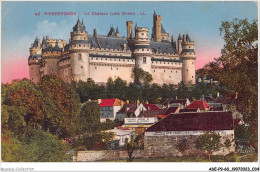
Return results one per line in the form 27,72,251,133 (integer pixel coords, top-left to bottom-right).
215,94,236,104
32,37,41,48
146,112,234,132
99,98,123,107
143,104,161,111
185,100,212,110
107,27,116,37
73,18,86,32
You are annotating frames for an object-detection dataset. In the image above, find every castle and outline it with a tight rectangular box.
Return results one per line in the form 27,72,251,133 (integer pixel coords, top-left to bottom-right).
28,12,196,85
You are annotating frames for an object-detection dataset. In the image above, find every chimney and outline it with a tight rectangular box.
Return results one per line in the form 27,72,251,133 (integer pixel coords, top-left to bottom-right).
126,21,133,39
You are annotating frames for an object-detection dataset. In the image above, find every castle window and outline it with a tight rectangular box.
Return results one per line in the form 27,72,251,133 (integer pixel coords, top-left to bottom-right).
114,59,116,61
84,45,85,47
127,60,129,62
146,33,148,36
147,49,149,51
154,70,155,72
141,33,144,35
78,54,82,61
164,70,165,72
179,63,180,65
143,57,146,64
176,71,177,73
119,59,120,61
81,66,83,69
101,58,103,60
187,69,188,71
164,62,165,64
96,58,98,60
106,58,107,60
168,62,169,64
32,78,34,80
132,60,133,62
31,67,33,69
123,59,125,61
142,49,144,51
189,46,191,48
111,67,113,70
95,67,97,69
84,37,86,40
110,59,112,61
91,58,93,60
192,62,194,64
192,76,193,78
79,45,81,47
171,70,172,73
117,68,118,70
169,76,171,78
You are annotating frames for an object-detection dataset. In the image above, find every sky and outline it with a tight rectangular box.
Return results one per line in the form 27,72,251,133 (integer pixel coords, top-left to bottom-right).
1,1,258,83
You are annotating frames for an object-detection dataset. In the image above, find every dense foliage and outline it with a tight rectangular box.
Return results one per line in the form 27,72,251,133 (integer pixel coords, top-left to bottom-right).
201,19,258,150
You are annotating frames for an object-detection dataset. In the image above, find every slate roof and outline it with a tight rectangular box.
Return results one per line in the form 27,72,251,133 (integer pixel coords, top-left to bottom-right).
186,34,192,42
161,25,167,34
150,41,176,54
143,104,161,111
107,27,117,37
182,49,195,53
42,44,63,53
99,98,123,107
32,37,41,48
185,100,212,110
146,111,234,132
28,54,42,60
178,34,182,40
95,35,129,50
73,18,86,32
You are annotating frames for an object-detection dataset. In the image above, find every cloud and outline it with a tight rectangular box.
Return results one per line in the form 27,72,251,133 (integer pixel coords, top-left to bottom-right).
35,20,71,41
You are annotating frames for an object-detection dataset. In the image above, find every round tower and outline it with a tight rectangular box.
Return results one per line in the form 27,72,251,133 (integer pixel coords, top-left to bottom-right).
181,34,196,84
69,18,90,82
28,37,42,83
70,18,88,41
134,27,152,73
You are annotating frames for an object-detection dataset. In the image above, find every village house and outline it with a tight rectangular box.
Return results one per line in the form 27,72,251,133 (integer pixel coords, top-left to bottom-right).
104,126,135,148
144,111,235,157
179,100,212,112
98,98,124,122
139,106,179,119
115,103,146,121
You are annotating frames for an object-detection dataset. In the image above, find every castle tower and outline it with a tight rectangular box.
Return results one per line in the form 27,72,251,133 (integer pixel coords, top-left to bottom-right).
69,18,90,82
28,37,42,83
70,17,88,41
152,11,162,42
181,34,196,84
178,34,182,54
126,21,133,39
134,27,152,73
42,39,62,76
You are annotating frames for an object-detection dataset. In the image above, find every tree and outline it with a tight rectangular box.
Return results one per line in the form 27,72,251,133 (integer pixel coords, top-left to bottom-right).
177,139,189,154
124,135,144,162
196,132,221,160
1,129,69,162
38,75,80,138
131,67,153,85
203,19,258,150
234,124,251,143
114,77,128,100
79,101,101,134
3,79,46,136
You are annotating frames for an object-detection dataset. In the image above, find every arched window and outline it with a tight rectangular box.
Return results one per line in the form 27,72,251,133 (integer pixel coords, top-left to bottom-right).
78,54,82,61
143,57,146,64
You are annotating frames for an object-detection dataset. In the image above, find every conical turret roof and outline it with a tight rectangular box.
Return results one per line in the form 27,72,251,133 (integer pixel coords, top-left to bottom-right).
73,18,86,32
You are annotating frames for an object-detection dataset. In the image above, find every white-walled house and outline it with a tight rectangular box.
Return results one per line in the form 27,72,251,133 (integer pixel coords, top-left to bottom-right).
99,98,124,122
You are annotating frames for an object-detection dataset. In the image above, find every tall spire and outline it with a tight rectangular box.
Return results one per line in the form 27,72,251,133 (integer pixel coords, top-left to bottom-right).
82,18,84,25
154,10,156,15
116,27,119,33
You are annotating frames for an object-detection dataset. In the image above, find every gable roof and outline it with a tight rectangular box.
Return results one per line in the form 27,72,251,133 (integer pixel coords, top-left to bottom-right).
99,98,123,107
185,100,212,110
143,104,161,111
179,108,199,113
139,109,165,118
117,103,143,114
146,111,234,132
